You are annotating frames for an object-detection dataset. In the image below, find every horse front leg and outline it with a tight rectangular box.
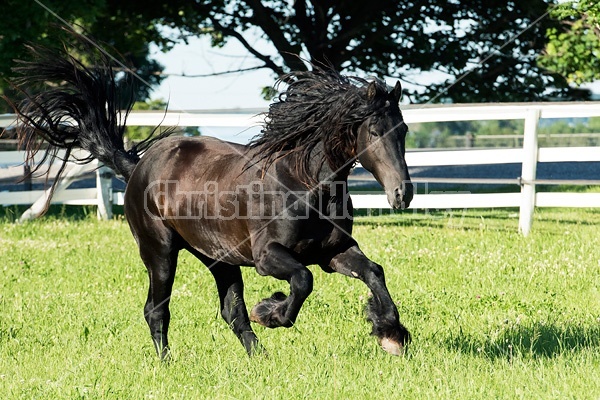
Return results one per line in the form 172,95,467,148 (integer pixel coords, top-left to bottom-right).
328,244,410,355
250,242,313,328
209,263,261,355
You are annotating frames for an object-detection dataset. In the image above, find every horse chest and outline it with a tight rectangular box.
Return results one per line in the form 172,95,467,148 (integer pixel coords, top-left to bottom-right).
291,211,353,260
294,226,350,250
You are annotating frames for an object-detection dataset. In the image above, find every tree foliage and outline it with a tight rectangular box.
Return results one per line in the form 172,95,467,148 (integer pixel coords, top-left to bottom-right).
0,0,591,113
539,0,600,85
156,0,588,102
0,0,165,112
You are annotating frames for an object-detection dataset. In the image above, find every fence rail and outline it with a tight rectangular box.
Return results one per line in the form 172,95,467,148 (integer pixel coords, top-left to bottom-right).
2,101,600,234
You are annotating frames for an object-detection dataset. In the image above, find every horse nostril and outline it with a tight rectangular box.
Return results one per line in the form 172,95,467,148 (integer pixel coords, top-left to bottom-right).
395,183,413,208
388,184,413,209
394,187,403,201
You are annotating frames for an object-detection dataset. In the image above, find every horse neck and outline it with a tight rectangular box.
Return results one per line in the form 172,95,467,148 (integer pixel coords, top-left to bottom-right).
305,141,354,184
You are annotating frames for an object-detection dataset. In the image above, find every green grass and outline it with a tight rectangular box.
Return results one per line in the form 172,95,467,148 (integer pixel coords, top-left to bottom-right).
1,207,599,399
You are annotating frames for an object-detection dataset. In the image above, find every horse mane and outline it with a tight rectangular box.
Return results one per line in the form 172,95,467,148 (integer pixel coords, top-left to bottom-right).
248,68,389,184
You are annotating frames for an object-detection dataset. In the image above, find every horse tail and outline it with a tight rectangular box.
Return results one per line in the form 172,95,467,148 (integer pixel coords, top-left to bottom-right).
6,39,169,210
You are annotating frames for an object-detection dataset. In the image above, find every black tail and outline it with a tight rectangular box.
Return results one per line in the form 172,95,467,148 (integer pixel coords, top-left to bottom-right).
5,35,167,211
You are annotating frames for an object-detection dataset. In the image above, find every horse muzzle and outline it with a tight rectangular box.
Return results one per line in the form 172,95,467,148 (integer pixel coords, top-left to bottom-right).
387,183,413,210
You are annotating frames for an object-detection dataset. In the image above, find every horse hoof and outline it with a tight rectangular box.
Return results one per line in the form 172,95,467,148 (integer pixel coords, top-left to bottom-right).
250,304,291,328
248,342,269,358
250,302,277,327
380,337,405,356
159,348,173,362
249,305,264,325
250,292,289,328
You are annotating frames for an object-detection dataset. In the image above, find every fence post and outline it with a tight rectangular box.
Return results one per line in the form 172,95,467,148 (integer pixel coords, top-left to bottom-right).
96,165,114,220
518,108,541,236
23,164,32,191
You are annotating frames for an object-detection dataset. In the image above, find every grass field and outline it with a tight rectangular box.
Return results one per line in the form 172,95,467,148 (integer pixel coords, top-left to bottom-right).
1,206,599,399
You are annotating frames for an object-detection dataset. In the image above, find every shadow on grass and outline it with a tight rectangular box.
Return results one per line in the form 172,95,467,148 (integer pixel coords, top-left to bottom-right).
443,322,600,360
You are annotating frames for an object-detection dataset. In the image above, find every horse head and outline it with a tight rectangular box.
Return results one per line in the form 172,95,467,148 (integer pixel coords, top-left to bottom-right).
355,80,413,209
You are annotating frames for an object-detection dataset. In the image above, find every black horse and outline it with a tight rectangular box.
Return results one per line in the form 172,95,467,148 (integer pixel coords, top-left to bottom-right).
10,42,414,357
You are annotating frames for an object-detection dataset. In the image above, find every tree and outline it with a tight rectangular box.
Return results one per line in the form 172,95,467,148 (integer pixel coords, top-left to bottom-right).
539,0,600,85
156,0,588,102
0,0,591,111
0,0,166,112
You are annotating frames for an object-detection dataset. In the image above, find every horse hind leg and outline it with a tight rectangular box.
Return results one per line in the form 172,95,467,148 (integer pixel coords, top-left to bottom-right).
186,247,261,355
139,234,180,360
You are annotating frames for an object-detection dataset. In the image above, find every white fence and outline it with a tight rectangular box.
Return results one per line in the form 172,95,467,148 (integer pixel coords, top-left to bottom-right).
2,102,600,234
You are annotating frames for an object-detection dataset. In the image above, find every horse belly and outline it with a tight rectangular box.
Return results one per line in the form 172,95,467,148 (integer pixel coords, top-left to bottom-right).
172,216,254,266
157,180,255,265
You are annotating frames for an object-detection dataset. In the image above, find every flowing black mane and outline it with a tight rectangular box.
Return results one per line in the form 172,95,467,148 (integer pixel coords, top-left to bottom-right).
249,69,389,182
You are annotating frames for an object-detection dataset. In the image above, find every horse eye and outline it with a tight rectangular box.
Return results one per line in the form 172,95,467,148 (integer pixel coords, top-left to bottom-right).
369,127,381,136
368,120,382,136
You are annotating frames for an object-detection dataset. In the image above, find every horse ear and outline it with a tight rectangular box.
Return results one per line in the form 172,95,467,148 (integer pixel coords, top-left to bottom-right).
392,81,402,103
367,81,378,101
